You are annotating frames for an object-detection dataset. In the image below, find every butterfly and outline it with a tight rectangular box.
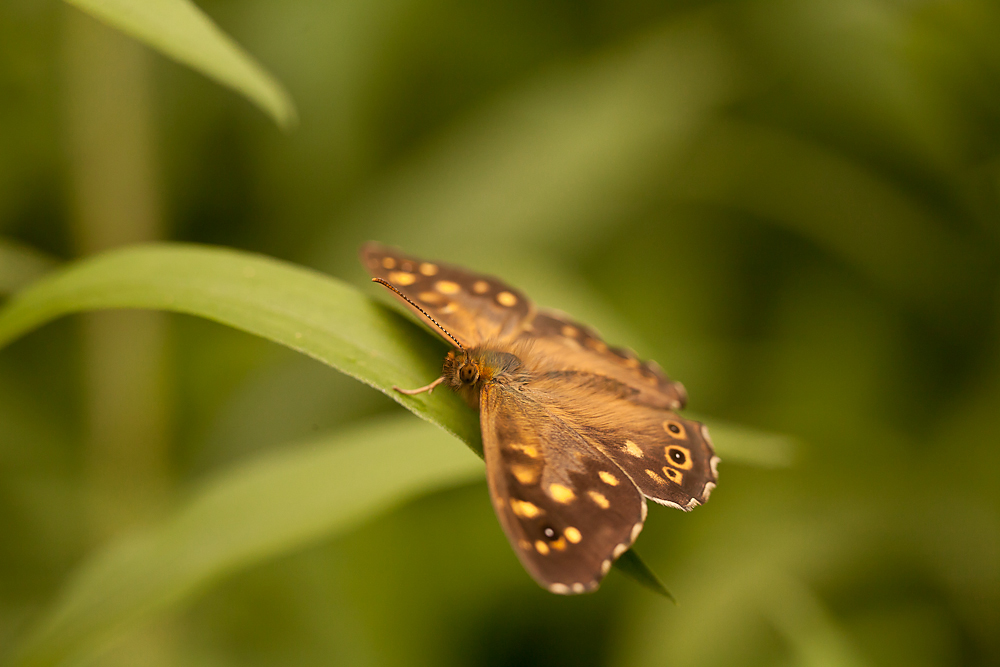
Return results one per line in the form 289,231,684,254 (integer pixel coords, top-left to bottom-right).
361,242,719,594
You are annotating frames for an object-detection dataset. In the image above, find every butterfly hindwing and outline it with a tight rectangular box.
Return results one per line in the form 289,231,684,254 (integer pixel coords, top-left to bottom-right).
361,242,534,348
523,369,719,511
480,383,647,594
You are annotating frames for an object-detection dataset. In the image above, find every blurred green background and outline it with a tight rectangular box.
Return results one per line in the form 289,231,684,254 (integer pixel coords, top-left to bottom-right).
1,0,999,665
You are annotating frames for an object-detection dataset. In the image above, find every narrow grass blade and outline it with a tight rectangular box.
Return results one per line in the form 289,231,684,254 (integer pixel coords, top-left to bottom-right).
65,0,297,129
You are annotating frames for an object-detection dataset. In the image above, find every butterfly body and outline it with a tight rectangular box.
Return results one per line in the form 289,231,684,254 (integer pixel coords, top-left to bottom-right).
362,243,719,594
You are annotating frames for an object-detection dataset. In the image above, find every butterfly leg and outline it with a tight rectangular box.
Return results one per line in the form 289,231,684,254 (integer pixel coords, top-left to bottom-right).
393,376,445,395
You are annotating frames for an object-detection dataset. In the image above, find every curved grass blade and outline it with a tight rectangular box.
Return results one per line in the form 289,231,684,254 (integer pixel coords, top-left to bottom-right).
0,243,481,451
64,0,297,129
4,416,482,667
0,238,58,297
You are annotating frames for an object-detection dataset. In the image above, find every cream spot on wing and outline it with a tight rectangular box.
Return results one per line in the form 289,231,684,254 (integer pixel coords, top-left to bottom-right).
472,280,490,294
548,484,575,504
702,481,716,501
381,257,396,269
509,443,539,458
388,271,416,286
438,303,457,314
623,440,643,457
572,583,585,594
684,498,700,510
518,539,532,550
613,543,629,558
588,490,610,509
646,469,666,484
702,424,715,446
586,339,608,352
598,470,619,486
435,280,460,294
564,527,582,544
418,291,445,305
550,537,567,551
419,262,438,276
496,291,518,307
631,522,643,541
510,499,542,518
640,500,648,521
561,325,578,338
535,540,550,555
601,559,612,574
710,455,721,477
511,464,540,485
549,583,570,594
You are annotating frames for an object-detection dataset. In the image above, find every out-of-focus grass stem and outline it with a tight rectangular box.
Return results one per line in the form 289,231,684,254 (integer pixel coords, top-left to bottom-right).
62,7,174,664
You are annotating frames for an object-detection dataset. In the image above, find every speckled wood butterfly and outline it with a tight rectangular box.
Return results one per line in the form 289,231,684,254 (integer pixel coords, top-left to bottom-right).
362,243,719,595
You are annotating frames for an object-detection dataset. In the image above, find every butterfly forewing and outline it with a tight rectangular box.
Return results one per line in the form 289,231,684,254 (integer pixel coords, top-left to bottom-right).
361,242,534,348
523,311,688,411
480,383,647,593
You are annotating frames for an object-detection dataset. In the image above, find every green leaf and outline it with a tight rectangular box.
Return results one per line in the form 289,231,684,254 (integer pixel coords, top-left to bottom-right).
0,238,58,297
5,416,482,667
691,416,797,469
0,243,481,452
614,549,676,602
64,0,297,129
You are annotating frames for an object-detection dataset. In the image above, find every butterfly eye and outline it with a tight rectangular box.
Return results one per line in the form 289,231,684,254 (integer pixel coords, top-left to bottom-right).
459,364,479,384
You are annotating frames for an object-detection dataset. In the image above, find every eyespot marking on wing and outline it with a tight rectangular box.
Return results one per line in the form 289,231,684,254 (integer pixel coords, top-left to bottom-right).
666,445,694,470
663,420,688,440
662,467,684,484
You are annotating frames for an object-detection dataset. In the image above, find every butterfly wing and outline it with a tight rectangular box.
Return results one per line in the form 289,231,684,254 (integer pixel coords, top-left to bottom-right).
526,368,719,510
361,242,534,348
522,310,689,411
480,382,647,594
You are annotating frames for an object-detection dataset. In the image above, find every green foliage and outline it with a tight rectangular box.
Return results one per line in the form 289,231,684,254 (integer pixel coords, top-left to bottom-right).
63,0,297,128
1,0,999,666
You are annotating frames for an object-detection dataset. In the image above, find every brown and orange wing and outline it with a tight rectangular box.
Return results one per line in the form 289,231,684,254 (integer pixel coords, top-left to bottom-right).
361,242,534,348
526,369,719,511
521,309,689,411
480,383,648,594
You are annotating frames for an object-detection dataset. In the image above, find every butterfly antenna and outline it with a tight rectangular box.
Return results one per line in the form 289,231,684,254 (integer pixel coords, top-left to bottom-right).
372,278,465,350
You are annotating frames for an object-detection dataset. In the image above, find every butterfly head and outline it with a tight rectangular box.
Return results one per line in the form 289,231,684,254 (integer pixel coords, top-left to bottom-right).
443,348,526,406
